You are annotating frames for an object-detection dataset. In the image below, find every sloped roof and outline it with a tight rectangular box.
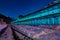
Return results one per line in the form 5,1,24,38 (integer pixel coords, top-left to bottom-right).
25,2,60,17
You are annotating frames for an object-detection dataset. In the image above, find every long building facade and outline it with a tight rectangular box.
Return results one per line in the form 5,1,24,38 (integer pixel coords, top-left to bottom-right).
12,2,60,25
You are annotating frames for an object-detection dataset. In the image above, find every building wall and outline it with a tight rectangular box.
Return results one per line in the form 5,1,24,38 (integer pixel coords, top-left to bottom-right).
12,3,60,25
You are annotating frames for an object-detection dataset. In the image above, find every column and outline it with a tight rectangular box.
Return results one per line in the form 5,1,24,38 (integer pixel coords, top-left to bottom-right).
58,16,60,24
48,17,54,25
47,18,50,25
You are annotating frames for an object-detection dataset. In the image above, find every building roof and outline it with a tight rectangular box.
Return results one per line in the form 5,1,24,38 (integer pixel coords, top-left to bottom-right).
25,2,60,17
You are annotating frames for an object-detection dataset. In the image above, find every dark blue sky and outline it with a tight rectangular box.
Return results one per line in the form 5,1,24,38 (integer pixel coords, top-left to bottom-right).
0,0,56,18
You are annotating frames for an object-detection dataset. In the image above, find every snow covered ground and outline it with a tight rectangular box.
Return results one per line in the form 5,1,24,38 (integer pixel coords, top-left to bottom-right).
0,24,7,31
13,25,60,40
0,24,60,40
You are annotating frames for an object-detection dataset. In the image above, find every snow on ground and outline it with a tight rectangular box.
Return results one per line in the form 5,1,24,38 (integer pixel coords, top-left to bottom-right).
0,24,60,40
0,23,7,31
13,25,60,40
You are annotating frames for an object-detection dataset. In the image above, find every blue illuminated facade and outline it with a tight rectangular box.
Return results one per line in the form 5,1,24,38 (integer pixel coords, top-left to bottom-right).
12,2,60,25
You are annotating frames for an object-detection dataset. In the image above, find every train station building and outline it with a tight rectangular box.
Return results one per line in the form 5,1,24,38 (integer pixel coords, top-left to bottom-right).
12,1,60,25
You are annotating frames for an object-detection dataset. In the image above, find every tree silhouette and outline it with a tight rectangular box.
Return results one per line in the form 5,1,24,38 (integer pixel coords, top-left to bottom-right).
0,13,13,24
18,15,24,18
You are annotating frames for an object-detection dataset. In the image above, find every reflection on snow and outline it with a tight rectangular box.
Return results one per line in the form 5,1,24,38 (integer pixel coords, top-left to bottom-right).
13,25,60,40
0,24,7,31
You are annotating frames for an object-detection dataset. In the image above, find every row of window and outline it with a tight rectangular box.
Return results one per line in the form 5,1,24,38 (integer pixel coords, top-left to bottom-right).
39,4,60,13
14,16,60,25
27,4,60,17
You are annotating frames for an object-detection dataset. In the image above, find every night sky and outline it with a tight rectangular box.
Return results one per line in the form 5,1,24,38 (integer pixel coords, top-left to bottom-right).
0,0,56,19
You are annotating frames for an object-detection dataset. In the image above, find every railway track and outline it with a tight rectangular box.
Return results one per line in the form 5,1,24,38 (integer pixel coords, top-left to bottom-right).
0,24,33,40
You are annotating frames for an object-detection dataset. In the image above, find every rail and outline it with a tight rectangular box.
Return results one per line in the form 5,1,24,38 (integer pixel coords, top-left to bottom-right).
10,25,33,40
